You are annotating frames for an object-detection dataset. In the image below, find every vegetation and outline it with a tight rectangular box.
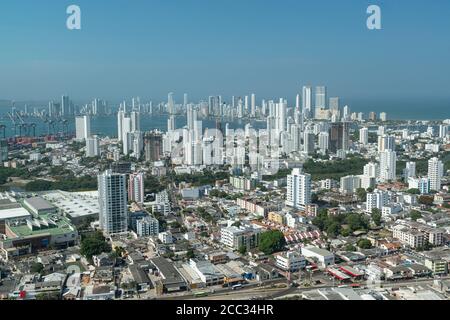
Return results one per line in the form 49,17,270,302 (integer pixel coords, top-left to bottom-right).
30,262,44,274
312,209,370,238
356,188,367,202
25,175,97,192
0,167,31,184
357,239,373,249
80,231,111,262
419,196,434,206
302,156,369,181
238,245,247,255
258,230,286,255
410,210,423,221
371,208,382,226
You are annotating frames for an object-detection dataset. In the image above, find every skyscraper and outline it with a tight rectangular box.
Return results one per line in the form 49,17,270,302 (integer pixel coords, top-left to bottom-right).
378,134,395,152
359,127,369,146
302,86,312,119
98,170,128,235
117,110,125,141
404,161,416,180
428,157,444,191
128,172,145,204
75,115,91,141
61,95,70,116
328,122,349,153
315,86,326,109
86,136,100,157
380,150,397,182
286,168,311,209
251,93,256,117
130,111,141,132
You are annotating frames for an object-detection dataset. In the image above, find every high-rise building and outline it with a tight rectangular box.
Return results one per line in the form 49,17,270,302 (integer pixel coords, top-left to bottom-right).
86,136,100,157
359,127,369,146
251,93,256,117
329,97,340,117
404,161,416,180
286,168,311,209
303,131,315,155
315,86,326,109
380,112,387,122
364,162,380,179
380,150,397,182
428,157,444,191
0,140,8,162
61,95,70,116
366,189,389,213
439,125,449,139
75,115,91,141
378,134,395,152
128,172,145,204
168,92,175,114
328,122,350,153
130,111,141,132
98,170,128,235
117,110,125,141
302,86,312,119
318,132,329,155
122,117,133,155
144,133,163,162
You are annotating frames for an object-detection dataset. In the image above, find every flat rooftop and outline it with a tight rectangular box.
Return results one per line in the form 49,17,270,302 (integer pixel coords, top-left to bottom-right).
0,207,31,221
42,190,99,218
24,197,56,211
7,213,75,238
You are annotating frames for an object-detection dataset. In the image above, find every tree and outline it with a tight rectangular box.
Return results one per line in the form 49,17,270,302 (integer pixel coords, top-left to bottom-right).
356,188,367,202
357,239,373,249
410,210,422,221
407,188,420,195
326,222,341,238
371,208,382,226
186,249,195,259
80,231,111,262
30,262,44,274
238,245,247,255
419,196,434,206
345,244,357,252
259,230,286,255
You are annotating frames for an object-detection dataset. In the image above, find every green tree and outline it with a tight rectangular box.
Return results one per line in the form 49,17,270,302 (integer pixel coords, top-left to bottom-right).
371,208,382,226
80,231,111,262
259,230,286,255
410,210,422,221
238,245,247,255
357,239,373,249
326,222,341,238
356,188,367,202
30,262,44,274
345,244,357,252
186,249,195,259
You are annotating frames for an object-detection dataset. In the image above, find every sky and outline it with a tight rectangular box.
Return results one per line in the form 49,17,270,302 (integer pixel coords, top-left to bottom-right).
0,0,450,104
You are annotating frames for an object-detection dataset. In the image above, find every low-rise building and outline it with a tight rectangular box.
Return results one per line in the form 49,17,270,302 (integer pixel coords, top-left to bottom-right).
275,251,306,272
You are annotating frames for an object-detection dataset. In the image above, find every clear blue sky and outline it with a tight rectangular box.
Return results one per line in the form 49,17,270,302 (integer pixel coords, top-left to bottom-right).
1,0,450,103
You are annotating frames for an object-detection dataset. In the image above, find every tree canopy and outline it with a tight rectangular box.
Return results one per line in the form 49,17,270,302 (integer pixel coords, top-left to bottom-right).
258,230,286,255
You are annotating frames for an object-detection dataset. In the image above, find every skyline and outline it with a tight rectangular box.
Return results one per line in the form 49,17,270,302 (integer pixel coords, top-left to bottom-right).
1,0,450,101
